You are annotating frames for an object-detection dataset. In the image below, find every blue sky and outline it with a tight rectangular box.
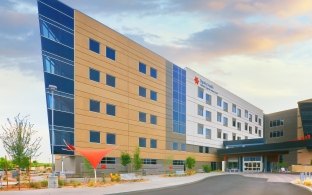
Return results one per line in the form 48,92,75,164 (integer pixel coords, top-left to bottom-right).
0,0,312,162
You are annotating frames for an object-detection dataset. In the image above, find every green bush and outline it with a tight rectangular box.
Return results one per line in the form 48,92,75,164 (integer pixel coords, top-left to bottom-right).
202,164,211,173
185,156,196,170
58,179,65,187
40,180,48,187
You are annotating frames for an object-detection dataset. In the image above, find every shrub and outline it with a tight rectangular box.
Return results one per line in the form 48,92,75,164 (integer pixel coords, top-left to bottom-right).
121,152,131,172
185,156,196,170
58,179,65,187
133,147,142,171
69,180,81,187
186,170,196,175
87,181,95,187
202,164,211,173
40,180,48,187
304,179,312,186
110,173,120,182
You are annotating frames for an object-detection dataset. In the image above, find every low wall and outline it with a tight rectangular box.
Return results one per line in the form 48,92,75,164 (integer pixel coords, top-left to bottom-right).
291,165,312,172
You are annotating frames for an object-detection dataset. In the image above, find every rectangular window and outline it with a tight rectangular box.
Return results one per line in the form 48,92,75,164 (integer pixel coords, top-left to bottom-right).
150,90,157,101
197,123,204,135
106,74,116,87
139,137,146,147
198,105,204,116
90,130,100,143
206,94,211,105
217,129,222,139
150,139,157,148
139,62,146,74
89,68,100,82
101,157,116,164
249,114,252,122
223,102,228,112
198,87,204,99
223,133,228,140
255,126,258,134
143,159,157,165
139,86,146,97
255,115,258,122
232,118,236,127
223,117,228,127
206,110,211,121
90,99,100,112
237,109,241,117
199,146,204,153
249,126,252,134
245,110,248,118
205,128,211,139
106,46,115,60
106,104,116,116
259,130,262,137
232,133,236,140
237,122,241,131
217,96,222,107
150,115,157,125
181,143,186,151
205,147,209,153
217,112,222,122
106,133,116,144
89,39,100,54
172,142,178,150
232,104,236,113
173,160,184,165
139,112,147,122
259,118,262,126
245,123,248,131
150,67,157,78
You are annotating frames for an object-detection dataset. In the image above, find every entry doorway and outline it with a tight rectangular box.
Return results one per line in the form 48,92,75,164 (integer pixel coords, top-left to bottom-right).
243,156,262,172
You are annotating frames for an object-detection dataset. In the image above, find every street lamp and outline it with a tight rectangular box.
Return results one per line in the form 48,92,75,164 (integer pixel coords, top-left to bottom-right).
48,85,57,176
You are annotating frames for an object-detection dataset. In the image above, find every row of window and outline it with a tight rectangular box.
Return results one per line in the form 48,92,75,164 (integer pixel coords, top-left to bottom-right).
269,119,284,128
217,129,249,140
139,137,157,148
90,99,116,115
269,130,284,138
139,112,157,125
172,142,186,151
199,146,209,153
139,62,158,79
198,87,262,126
100,157,157,165
90,131,116,144
139,86,157,101
89,68,116,87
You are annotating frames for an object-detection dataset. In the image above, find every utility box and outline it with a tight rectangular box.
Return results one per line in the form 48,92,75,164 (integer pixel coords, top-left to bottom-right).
48,175,58,188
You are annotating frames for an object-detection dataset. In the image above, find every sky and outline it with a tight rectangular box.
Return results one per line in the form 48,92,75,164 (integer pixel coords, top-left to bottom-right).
0,0,311,162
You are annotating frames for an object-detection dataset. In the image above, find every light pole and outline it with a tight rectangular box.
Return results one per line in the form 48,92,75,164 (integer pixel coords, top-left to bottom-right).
48,85,57,176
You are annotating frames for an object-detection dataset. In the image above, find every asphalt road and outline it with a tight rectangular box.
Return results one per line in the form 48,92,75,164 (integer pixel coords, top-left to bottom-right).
116,174,311,195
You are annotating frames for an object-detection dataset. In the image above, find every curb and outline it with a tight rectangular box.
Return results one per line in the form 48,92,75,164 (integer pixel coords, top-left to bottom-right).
106,173,225,195
290,181,312,193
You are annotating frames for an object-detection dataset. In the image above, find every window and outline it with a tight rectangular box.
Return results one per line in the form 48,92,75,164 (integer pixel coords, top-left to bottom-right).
270,130,284,138
106,133,116,144
237,109,241,117
101,157,116,164
198,87,204,99
172,142,178,150
90,99,100,112
181,143,186,151
259,130,262,137
249,126,252,134
139,86,146,97
150,90,157,101
143,159,157,164
217,129,222,139
139,112,147,122
106,74,116,87
223,102,228,112
249,114,252,122
245,110,248,118
259,118,262,126
206,94,211,105
232,104,236,113
197,123,204,135
217,96,222,107
205,147,209,153
139,137,146,147
245,123,248,131
139,62,146,74
150,115,157,125
269,119,284,128
198,105,204,116
150,67,157,78
106,46,115,60
199,146,204,153
150,139,157,148
206,110,211,121
89,68,100,82
223,133,228,140
255,126,258,134
90,130,100,143
106,104,116,116
89,39,100,54
205,128,211,139
223,117,228,127
232,133,236,140
217,112,222,122
232,118,236,127
173,160,184,165
237,122,241,131
255,115,258,122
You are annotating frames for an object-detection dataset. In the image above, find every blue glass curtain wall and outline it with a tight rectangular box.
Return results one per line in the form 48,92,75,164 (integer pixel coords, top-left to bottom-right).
172,65,186,134
38,0,75,155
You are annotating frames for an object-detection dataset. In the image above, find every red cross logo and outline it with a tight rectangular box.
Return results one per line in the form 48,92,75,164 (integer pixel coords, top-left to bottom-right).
194,76,199,85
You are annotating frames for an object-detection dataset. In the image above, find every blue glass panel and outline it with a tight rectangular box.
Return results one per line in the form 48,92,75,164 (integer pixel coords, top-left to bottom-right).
44,73,74,94
139,62,146,74
90,131,100,143
89,39,100,54
106,74,116,87
48,110,74,128
89,68,100,82
106,133,116,144
150,139,157,148
43,55,73,79
53,130,74,145
39,0,74,18
38,1,74,29
90,100,100,112
106,47,116,60
53,145,74,155
139,138,146,147
150,115,157,125
106,104,116,116
46,93,73,113
41,37,73,61
40,20,73,48
139,112,146,122
150,67,157,79
173,111,178,121
139,86,146,97
150,90,157,101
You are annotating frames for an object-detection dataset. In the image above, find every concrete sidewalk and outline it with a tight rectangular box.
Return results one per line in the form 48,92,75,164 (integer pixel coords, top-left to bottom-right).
238,172,300,183
0,172,224,195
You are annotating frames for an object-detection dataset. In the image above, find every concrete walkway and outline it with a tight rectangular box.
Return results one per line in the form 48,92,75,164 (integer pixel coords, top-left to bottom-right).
238,172,300,183
0,172,224,195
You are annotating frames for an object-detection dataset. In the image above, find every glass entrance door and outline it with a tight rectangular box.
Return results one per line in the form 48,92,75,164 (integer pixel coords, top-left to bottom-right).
243,156,262,172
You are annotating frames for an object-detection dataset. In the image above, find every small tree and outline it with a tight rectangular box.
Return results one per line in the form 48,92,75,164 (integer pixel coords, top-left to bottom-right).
0,114,41,190
133,147,142,172
120,152,131,173
185,156,196,170
83,158,93,176
164,155,173,174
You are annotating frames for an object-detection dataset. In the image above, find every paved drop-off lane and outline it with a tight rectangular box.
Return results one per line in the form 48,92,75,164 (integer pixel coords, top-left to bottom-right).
116,174,311,195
